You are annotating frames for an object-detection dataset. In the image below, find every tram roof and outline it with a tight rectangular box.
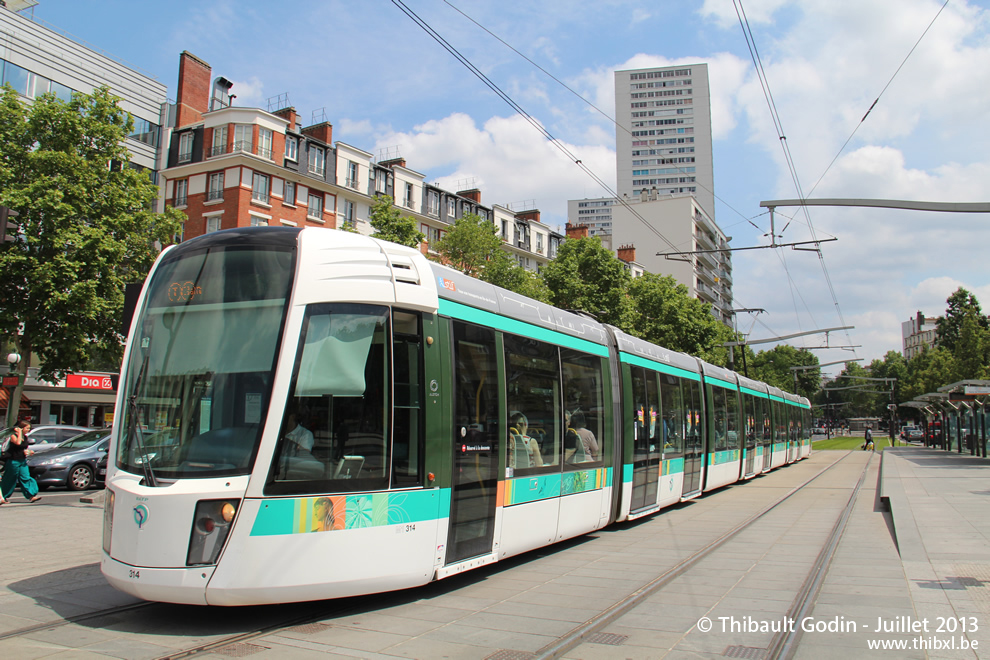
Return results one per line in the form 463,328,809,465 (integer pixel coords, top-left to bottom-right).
428,262,610,349
611,329,700,375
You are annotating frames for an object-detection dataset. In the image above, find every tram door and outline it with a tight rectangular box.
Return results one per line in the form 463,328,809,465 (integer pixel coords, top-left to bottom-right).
743,394,758,477
629,367,661,511
446,321,500,565
682,379,704,495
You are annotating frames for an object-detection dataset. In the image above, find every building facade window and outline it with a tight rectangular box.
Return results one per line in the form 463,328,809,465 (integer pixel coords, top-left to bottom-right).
309,146,325,176
284,181,296,206
427,191,439,216
536,233,543,254
174,179,188,207
342,199,355,224
178,133,193,163
258,128,273,159
285,136,298,161
252,172,270,204
446,197,456,218
403,182,414,208
233,124,252,153
308,193,323,219
249,215,268,227
211,126,228,156
206,215,221,233
375,169,387,194
207,172,224,201
346,161,358,188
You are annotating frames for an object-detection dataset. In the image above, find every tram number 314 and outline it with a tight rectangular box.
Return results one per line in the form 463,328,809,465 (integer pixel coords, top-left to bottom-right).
396,524,417,534
129,570,141,579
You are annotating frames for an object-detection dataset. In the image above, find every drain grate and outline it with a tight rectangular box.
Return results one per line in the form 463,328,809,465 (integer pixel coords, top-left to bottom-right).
724,645,767,659
483,651,536,660
586,632,629,646
212,642,270,657
289,622,334,634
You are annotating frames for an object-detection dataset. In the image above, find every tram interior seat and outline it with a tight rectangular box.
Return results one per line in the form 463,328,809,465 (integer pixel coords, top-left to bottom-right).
509,429,530,469
180,426,257,471
333,455,364,479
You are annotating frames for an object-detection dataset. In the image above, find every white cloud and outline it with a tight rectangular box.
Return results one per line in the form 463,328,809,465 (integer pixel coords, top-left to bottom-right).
630,9,651,25
228,76,264,108
374,113,616,227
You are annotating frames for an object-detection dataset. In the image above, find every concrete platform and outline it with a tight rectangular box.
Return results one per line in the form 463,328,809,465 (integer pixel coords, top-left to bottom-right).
0,447,988,659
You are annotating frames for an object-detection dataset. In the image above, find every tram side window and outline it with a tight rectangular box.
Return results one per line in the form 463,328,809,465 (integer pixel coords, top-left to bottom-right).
684,380,703,453
711,387,728,452
504,334,560,474
660,373,685,454
725,388,739,449
269,303,389,494
392,310,423,487
743,394,757,447
561,348,605,467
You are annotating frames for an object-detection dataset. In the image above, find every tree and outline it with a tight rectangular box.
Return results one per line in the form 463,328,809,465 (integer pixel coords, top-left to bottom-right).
368,195,424,248
0,85,184,420
626,272,733,365
433,212,505,278
952,314,990,381
748,345,820,398
935,287,989,352
540,236,633,330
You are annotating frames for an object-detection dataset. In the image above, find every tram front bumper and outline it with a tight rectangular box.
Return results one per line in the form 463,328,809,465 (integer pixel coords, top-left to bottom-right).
101,554,214,606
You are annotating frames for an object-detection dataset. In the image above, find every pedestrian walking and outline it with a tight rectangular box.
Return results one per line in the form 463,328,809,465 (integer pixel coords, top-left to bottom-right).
0,420,42,503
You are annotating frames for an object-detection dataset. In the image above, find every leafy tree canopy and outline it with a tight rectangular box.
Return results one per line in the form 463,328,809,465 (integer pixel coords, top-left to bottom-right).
540,236,633,330
935,287,989,352
369,195,424,248
0,85,183,393
626,272,733,365
748,345,820,398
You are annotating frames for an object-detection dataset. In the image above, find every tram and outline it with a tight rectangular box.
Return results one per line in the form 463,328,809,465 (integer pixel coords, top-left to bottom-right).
101,227,811,606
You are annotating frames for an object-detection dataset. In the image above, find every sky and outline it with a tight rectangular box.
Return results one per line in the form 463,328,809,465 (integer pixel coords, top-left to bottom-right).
26,0,990,374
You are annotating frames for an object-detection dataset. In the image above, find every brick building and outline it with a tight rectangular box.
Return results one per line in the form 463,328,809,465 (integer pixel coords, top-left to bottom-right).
161,52,562,269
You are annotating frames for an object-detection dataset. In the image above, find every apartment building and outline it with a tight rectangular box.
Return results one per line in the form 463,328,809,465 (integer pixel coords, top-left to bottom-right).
902,311,939,360
614,63,714,219
162,52,561,271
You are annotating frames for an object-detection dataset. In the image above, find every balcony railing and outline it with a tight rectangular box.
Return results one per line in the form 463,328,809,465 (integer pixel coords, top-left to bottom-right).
174,196,187,207
209,144,228,157
206,189,223,202
232,140,252,154
345,178,359,189
257,146,273,160
309,164,326,177
177,151,192,164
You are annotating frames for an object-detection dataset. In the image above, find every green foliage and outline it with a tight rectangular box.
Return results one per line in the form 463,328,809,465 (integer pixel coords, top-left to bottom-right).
0,85,183,385
540,236,633,330
369,195,424,248
433,212,504,278
935,287,989,352
748,345,820,398
626,272,733,364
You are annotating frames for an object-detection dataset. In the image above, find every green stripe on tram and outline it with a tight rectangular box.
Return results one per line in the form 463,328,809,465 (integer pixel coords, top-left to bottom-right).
438,299,609,357
619,352,701,381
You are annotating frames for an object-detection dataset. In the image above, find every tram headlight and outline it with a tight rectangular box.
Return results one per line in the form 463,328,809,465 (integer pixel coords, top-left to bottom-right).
186,499,239,566
102,489,115,555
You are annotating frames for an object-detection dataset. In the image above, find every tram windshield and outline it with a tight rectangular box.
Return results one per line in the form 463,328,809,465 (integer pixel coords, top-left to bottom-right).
116,245,294,479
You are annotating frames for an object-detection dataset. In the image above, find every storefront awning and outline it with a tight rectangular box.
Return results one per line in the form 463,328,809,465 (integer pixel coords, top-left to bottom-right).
0,388,31,410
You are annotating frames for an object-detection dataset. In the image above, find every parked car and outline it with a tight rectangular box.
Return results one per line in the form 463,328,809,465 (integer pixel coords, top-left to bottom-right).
906,428,924,442
24,425,93,452
26,428,111,490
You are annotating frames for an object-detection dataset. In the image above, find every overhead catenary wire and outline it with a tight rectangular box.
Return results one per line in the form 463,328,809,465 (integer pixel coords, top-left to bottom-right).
440,0,763,233
733,0,854,355
806,0,952,198
390,0,685,254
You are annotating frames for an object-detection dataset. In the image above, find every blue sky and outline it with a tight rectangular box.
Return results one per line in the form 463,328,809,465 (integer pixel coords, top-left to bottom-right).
28,0,990,373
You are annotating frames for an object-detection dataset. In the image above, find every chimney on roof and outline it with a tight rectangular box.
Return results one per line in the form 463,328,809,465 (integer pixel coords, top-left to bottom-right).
457,188,482,203
272,106,298,132
515,208,540,223
176,51,211,128
565,223,589,240
379,157,407,170
302,121,333,145
617,244,636,263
